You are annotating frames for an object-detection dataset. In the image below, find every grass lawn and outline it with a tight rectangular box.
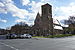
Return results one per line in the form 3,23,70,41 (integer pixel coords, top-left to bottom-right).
33,34,74,38
32,36,46,38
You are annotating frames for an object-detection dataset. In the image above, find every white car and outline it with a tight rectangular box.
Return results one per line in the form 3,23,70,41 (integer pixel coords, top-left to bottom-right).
21,34,32,38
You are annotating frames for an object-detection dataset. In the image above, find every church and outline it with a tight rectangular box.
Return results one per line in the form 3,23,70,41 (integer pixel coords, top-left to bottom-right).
31,3,63,36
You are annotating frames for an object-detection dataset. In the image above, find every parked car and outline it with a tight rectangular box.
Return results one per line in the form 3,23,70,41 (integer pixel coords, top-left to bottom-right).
21,34,32,38
6,33,17,39
17,34,21,38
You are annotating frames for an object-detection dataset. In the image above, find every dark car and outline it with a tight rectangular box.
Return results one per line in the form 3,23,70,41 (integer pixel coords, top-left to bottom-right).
6,33,17,39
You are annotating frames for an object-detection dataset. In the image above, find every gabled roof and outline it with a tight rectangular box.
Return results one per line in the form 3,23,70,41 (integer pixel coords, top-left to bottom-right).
54,25,63,30
53,19,60,25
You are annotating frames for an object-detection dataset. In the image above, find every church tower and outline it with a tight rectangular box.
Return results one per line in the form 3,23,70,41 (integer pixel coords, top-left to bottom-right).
42,3,52,17
41,3,53,36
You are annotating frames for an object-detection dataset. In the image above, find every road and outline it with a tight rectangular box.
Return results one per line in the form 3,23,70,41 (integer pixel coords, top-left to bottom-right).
0,36,75,50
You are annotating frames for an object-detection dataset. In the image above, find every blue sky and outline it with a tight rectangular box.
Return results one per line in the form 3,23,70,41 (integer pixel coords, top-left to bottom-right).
0,0,75,29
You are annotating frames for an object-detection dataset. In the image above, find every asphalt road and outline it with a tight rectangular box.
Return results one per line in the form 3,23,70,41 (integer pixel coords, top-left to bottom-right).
0,36,75,50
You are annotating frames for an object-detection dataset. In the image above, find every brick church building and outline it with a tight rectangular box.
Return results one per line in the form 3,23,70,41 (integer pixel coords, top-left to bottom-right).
31,3,63,36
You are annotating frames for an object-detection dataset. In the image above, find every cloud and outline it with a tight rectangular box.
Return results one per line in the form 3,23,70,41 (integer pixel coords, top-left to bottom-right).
0,2,4,6
0,2,7,14
0,0,53,26
29,1,44,14
15,19,26,23
0,18,7,23
53,2,75,25
7,4,29,19
2,0,75,26
0,0,29,19
57,2,75,16
21,0,30,6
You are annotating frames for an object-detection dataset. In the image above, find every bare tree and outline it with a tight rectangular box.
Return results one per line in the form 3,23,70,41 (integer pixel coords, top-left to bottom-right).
11,22,31,34
64,16,75,25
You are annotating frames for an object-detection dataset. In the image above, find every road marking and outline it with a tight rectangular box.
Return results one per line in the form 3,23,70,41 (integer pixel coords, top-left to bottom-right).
0,42,19,50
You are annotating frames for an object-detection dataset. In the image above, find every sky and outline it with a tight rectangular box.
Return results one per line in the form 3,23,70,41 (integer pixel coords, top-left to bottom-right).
0,0,75,29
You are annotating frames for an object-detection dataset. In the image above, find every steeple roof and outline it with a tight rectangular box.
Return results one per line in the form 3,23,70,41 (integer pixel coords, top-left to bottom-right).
36,12,40,17
42,3,52,7
35,12,41,22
